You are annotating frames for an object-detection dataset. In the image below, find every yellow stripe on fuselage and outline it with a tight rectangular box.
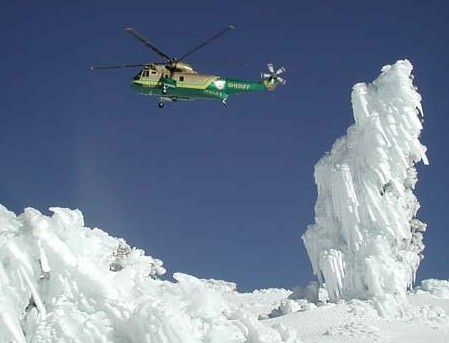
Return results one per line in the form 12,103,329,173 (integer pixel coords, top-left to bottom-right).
134,76,219,90
178,76,219,89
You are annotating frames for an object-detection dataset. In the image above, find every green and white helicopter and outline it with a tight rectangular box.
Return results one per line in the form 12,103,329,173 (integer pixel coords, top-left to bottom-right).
91,25,286,108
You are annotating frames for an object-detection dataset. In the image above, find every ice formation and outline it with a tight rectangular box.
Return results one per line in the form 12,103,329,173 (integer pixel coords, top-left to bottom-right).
302,60,428,302
0,205,296,343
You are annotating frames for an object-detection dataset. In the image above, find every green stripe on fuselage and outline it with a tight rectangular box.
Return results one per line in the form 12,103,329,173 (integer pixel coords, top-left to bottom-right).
208,78,266,94
131,82,227,101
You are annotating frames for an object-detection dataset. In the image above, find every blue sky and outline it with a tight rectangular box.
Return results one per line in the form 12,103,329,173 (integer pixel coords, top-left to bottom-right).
1,1,448,292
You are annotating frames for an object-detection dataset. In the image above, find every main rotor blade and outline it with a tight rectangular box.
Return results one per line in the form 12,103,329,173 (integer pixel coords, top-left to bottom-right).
90,63,146,70
125,27,172,61
177,24,235,61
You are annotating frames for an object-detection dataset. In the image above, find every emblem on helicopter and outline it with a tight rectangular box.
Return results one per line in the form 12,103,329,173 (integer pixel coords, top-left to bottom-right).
213,80,226,90
91,25,286,108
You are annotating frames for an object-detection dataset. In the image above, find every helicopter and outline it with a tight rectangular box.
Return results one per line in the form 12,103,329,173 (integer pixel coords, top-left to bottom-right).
90,25,286,108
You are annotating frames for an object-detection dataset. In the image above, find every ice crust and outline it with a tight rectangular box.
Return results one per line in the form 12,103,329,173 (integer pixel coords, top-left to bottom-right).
302,60,428,302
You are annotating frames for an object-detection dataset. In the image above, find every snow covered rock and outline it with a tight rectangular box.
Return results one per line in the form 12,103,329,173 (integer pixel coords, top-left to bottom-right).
302,60,428,302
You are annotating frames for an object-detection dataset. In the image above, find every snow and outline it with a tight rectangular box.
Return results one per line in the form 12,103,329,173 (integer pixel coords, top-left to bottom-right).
0,205,293,343
268,289,449,343
1,60,449,343
302,60,429,302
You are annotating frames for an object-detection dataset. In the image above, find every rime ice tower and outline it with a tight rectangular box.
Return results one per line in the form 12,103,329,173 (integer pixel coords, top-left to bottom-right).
302,60,428,302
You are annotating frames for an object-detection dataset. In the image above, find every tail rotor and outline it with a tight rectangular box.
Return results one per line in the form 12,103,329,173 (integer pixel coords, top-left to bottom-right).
261,63,286,90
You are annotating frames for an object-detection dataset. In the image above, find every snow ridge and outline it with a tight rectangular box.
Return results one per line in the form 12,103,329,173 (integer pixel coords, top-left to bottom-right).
302,60,428,302
0,205,295,343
